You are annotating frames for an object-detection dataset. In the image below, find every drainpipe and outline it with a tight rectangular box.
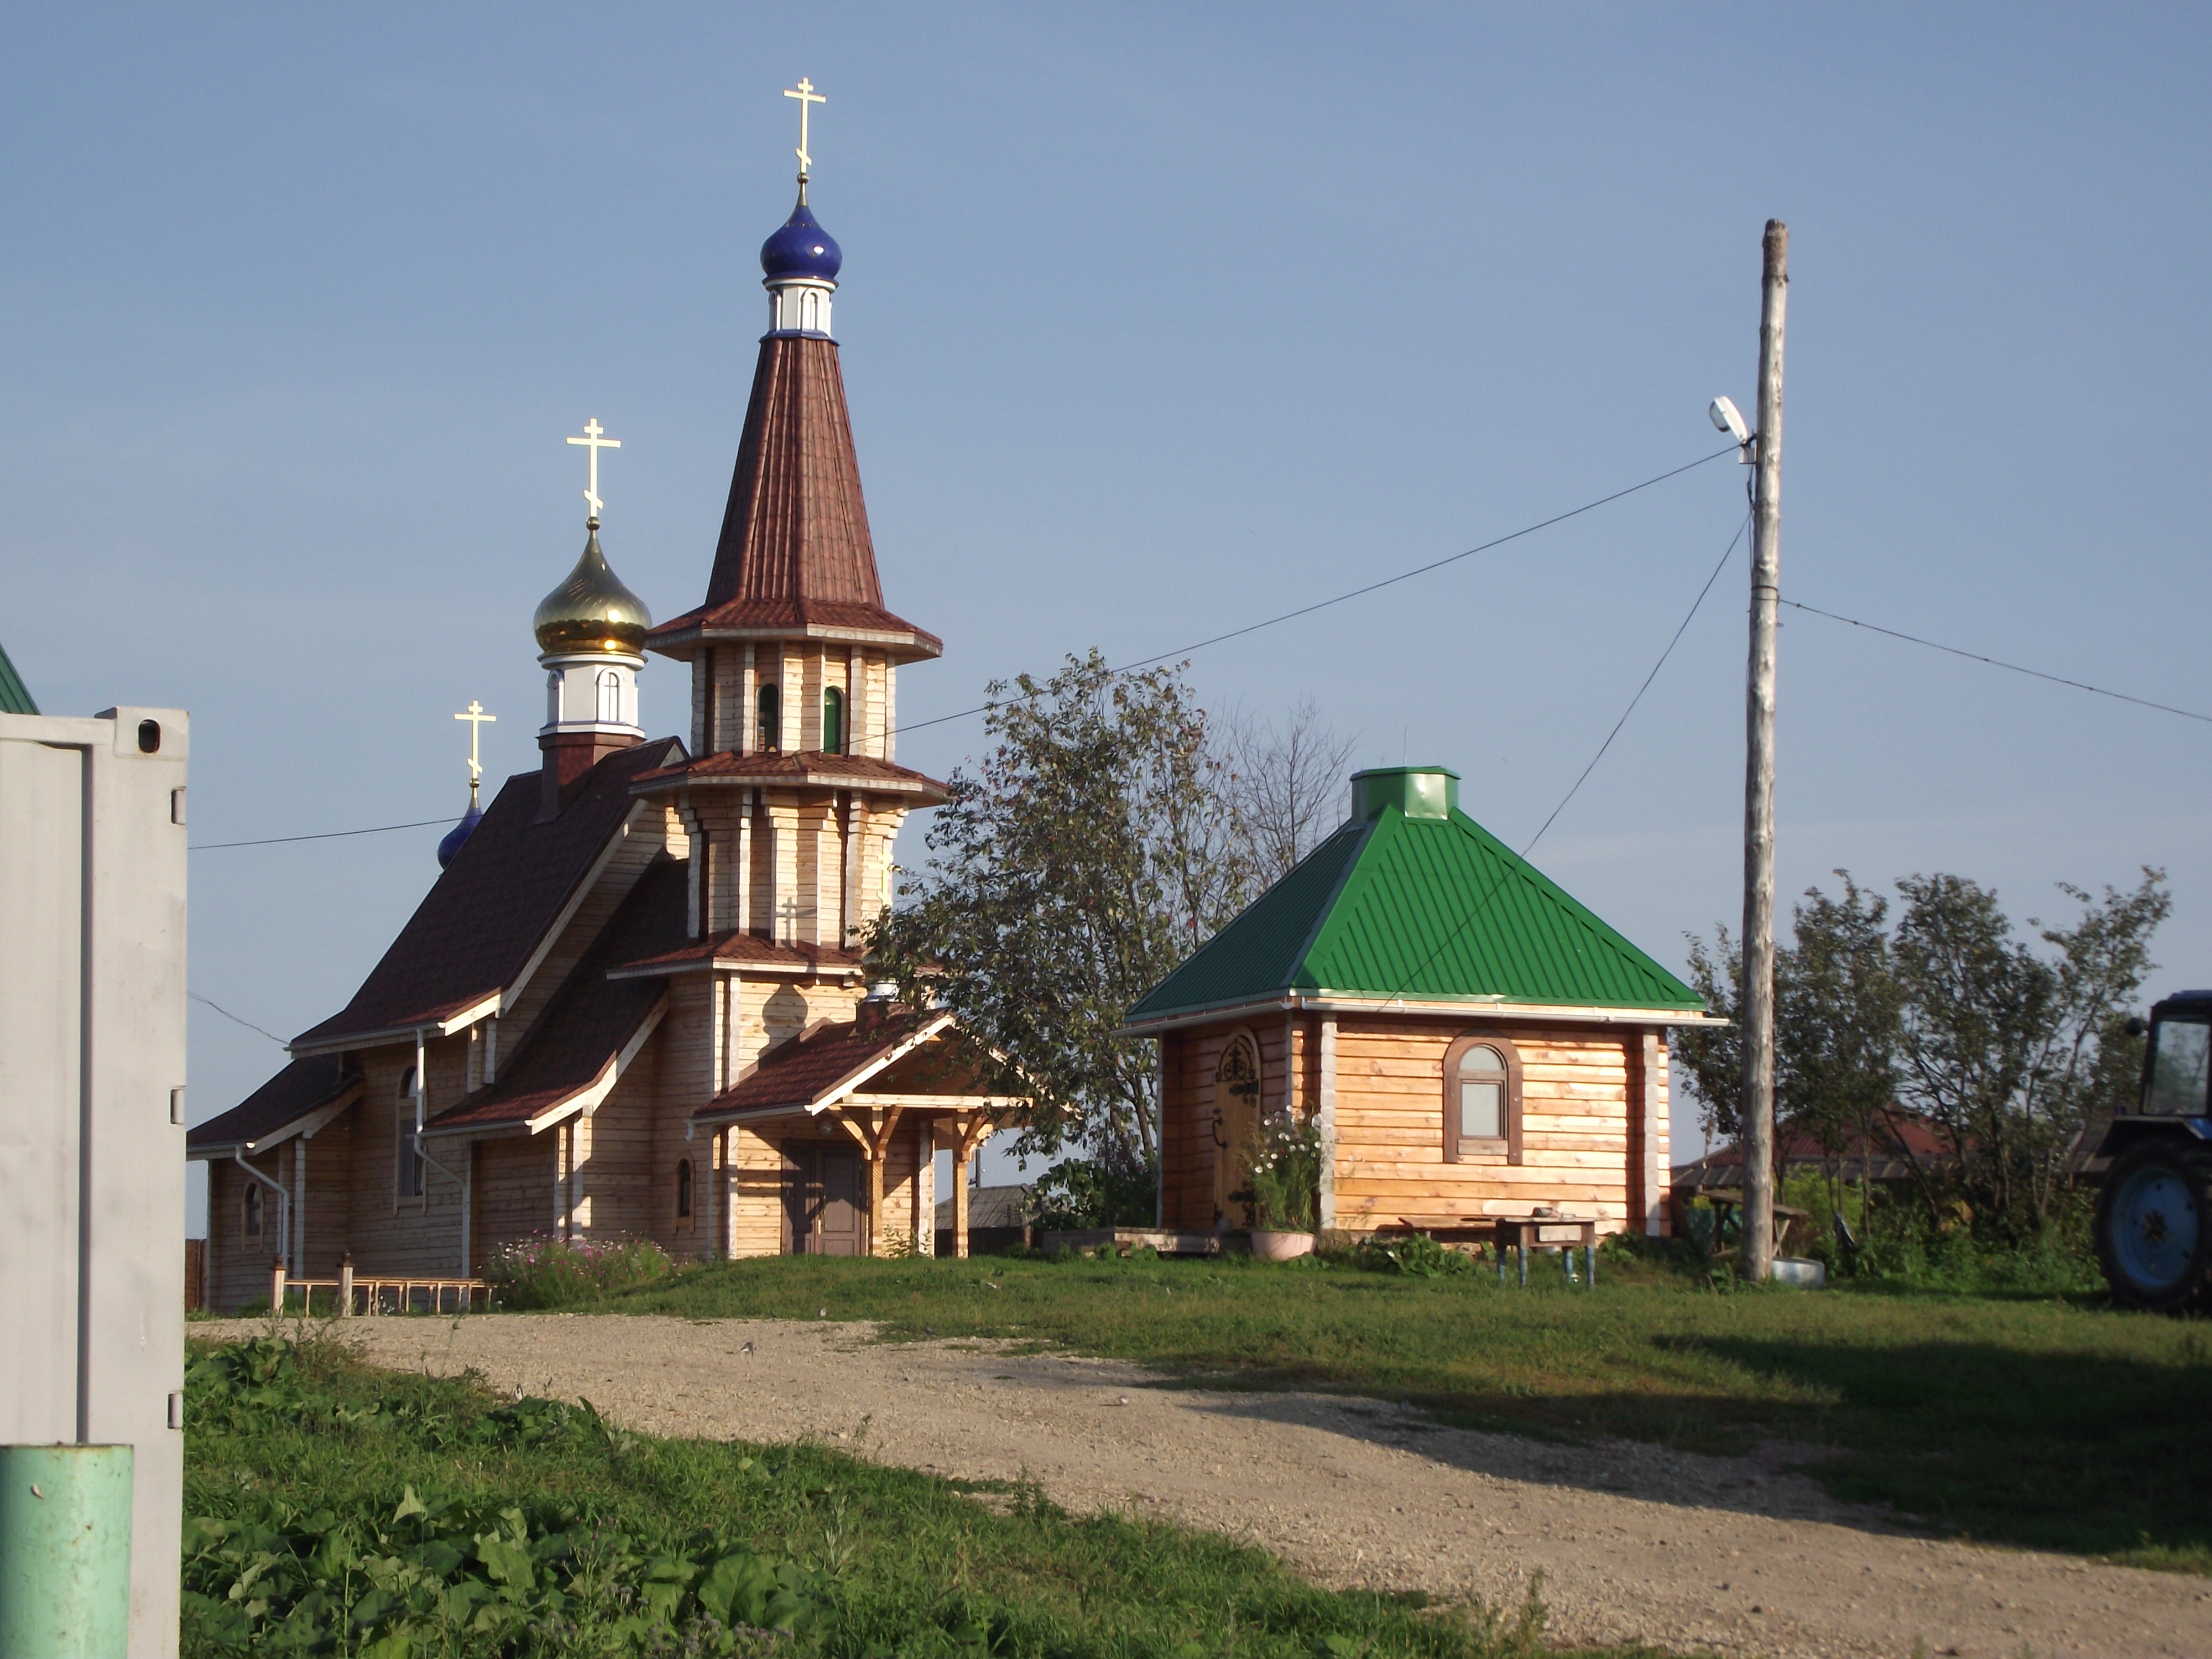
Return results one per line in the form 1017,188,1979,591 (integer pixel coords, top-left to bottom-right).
232,1150,290,1276
412,1029,472,1276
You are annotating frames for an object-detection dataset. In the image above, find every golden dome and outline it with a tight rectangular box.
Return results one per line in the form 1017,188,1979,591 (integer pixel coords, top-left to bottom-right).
534,521,651,656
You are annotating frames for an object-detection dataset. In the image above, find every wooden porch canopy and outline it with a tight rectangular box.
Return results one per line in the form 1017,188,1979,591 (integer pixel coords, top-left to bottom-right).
692,1005,1025,1256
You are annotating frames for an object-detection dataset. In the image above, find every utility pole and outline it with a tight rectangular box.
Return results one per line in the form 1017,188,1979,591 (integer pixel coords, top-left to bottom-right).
1739,220,1787,1282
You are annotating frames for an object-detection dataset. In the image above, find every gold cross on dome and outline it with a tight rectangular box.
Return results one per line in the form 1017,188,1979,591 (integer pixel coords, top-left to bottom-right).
453,701,497,801
566,418,621,520
785,77,825,179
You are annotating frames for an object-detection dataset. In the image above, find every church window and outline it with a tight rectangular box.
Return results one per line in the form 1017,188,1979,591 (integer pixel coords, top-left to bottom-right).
757,684,781,752
596,668,622,724
676,1157,693,1220
243,1183,262,1238
1442,1035,1521,1164
396,1067,425,1199
822,686,844,754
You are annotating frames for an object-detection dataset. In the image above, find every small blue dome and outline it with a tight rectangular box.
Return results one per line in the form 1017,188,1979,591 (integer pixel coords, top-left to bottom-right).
760,197,842,282
437,802,483,870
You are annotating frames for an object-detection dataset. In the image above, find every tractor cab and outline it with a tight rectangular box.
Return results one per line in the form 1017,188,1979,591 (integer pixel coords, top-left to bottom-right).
2093,990,2212,1309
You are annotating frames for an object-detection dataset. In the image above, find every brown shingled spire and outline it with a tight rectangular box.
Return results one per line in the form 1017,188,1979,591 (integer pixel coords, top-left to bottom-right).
703,335,884,612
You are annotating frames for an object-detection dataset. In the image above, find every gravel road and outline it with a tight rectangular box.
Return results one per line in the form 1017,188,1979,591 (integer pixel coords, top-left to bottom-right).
201,1315,2210,1658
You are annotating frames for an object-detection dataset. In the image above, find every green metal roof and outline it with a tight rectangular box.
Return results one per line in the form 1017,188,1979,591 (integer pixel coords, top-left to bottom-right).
1125,766,1703,1024
0,637,35,716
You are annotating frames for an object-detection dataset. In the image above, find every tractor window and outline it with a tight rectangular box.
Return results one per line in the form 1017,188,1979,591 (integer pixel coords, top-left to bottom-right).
2145,1016,2211,1115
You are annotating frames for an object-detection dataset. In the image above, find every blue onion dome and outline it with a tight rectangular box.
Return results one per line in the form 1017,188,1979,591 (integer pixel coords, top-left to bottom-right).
760,197,842,281
437,801,483,870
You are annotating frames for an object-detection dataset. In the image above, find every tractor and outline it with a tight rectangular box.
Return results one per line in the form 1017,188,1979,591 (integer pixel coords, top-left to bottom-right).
2093,989,2212,1309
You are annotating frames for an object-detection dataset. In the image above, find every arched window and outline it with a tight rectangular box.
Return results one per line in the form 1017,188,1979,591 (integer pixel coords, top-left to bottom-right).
596,668,622,724
821,686,844,754
676,1157,693,1220
757,684,781,753
395,1066,425,1198
1442,1034,1522,1164
243,1183,263,1238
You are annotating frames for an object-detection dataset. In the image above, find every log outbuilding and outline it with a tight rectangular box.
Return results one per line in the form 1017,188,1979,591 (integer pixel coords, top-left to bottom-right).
1120,766,1724,1241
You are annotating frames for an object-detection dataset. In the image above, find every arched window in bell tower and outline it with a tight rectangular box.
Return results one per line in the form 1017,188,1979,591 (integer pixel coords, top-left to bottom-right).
596,669,622,725
822,686,844,754
757,684,782,753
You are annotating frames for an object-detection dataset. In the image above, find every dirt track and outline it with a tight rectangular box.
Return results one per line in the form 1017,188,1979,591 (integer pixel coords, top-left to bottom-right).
204,1315,2210,1658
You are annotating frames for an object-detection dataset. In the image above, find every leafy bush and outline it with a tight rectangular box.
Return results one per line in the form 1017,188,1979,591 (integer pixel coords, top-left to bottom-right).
1240,1115,1321,1232
1027,1155,1158,1230
483,1235,673,1310
181,1339,820,1655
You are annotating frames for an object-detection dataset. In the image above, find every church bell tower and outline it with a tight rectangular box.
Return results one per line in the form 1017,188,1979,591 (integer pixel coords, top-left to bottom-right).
637,84,946,957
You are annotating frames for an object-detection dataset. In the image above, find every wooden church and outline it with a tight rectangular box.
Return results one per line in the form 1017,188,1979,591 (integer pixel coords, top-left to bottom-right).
189,153,1019,1310
1122,765,1718,1242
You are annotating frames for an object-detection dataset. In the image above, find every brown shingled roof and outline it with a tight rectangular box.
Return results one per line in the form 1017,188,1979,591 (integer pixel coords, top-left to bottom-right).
697,1007,946,1118
425,858,689,1133
644,334,938,660
291,738,684,1048
630,748,948,800
186,1056,359,1154
608,927,864,980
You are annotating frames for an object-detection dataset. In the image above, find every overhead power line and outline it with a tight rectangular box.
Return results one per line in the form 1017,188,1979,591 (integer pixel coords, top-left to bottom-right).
186,445,1739,852
890,444,1741,738
1380,510,1751,1003
190,816,456,851
190,991,289,1046
1780,598,2212,727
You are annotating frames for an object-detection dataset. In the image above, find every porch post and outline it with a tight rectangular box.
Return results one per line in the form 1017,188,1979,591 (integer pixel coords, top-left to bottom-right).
269,1257,286,1314
914,1115,931,1257
952,1125,972,1259
865,1117,885,1257
338,1253,354,1318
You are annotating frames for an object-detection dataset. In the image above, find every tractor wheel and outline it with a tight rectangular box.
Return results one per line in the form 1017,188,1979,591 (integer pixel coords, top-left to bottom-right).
2095,1138,2212,1311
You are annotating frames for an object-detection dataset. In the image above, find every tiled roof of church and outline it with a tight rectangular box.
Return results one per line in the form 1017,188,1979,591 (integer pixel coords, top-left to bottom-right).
185,1055,357,1152
426,858,688,1131
631,748,948,799
1122,767,1705,1027
608,927,863,979
291,738,684,1047
646,335,939,655
698,1006,941,1117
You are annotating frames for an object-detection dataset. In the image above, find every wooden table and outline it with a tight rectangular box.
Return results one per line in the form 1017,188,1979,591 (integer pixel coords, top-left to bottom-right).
1382,1214,1600,1288
1689,1191,1809,1258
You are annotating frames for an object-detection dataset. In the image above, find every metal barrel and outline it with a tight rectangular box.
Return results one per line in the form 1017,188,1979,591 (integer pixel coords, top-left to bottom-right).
0,1445,134,1658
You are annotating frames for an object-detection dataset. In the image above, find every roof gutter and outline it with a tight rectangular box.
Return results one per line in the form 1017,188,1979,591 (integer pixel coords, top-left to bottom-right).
1114,991,1726,1039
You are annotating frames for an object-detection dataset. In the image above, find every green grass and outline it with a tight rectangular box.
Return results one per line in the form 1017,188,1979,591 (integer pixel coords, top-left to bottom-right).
183,1333,1646,1658
586,1246,2212,1573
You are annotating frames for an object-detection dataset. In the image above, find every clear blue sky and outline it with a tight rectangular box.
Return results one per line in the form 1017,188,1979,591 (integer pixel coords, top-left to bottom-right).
7,6,2205,1228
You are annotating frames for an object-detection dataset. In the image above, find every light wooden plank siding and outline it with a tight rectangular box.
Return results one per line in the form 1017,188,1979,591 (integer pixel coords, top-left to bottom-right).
1333,1019,1637,1230
731,1127,786,1258
472,1133,557,1261
1159,1014,1670,1239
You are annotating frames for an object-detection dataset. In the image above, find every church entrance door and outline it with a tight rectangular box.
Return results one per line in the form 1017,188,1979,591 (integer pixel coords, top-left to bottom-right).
784,1142,865,1256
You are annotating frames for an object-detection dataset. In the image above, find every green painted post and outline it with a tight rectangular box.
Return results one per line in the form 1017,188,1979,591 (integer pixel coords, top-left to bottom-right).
0,1445,134,1658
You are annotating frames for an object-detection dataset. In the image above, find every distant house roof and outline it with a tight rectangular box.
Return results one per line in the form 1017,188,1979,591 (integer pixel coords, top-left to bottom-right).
1123,767,1705,1029
290,738,684,1048
0,637,35,714
1672,1110,1959,1190
936,1183,1029,1232
186,1055,359,1155
425,859,689,1134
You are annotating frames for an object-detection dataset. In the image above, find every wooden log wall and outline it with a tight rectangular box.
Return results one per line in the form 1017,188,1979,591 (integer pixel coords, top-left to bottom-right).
1160,1014,1671,1238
